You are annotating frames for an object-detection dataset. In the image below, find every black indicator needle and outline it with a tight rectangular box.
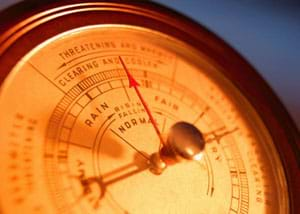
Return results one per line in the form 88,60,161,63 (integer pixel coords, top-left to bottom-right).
110,129,150,161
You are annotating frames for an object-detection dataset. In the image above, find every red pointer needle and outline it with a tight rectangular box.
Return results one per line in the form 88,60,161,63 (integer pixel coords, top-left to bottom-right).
119,56,165,147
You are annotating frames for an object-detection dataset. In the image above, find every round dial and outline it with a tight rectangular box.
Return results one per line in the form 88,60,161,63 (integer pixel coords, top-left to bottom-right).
0,1,298,214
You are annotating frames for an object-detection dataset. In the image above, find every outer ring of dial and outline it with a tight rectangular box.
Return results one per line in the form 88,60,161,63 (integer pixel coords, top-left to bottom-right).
0,0,299,212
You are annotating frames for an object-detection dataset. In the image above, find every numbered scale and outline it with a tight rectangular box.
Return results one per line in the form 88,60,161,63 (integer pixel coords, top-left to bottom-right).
0,1,299,213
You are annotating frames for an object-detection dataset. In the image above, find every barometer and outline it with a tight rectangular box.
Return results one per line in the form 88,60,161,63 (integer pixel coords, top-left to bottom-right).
0,1,299,213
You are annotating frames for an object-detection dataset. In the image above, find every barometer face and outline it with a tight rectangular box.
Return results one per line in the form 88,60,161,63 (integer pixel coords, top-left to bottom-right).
0,1,298,214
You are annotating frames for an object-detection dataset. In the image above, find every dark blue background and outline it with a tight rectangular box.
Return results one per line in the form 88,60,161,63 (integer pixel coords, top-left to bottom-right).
155,0,300,129
1,0,299,129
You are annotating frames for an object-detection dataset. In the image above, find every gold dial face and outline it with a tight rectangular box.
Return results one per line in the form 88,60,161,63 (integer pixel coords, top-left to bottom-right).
0,25,288,213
